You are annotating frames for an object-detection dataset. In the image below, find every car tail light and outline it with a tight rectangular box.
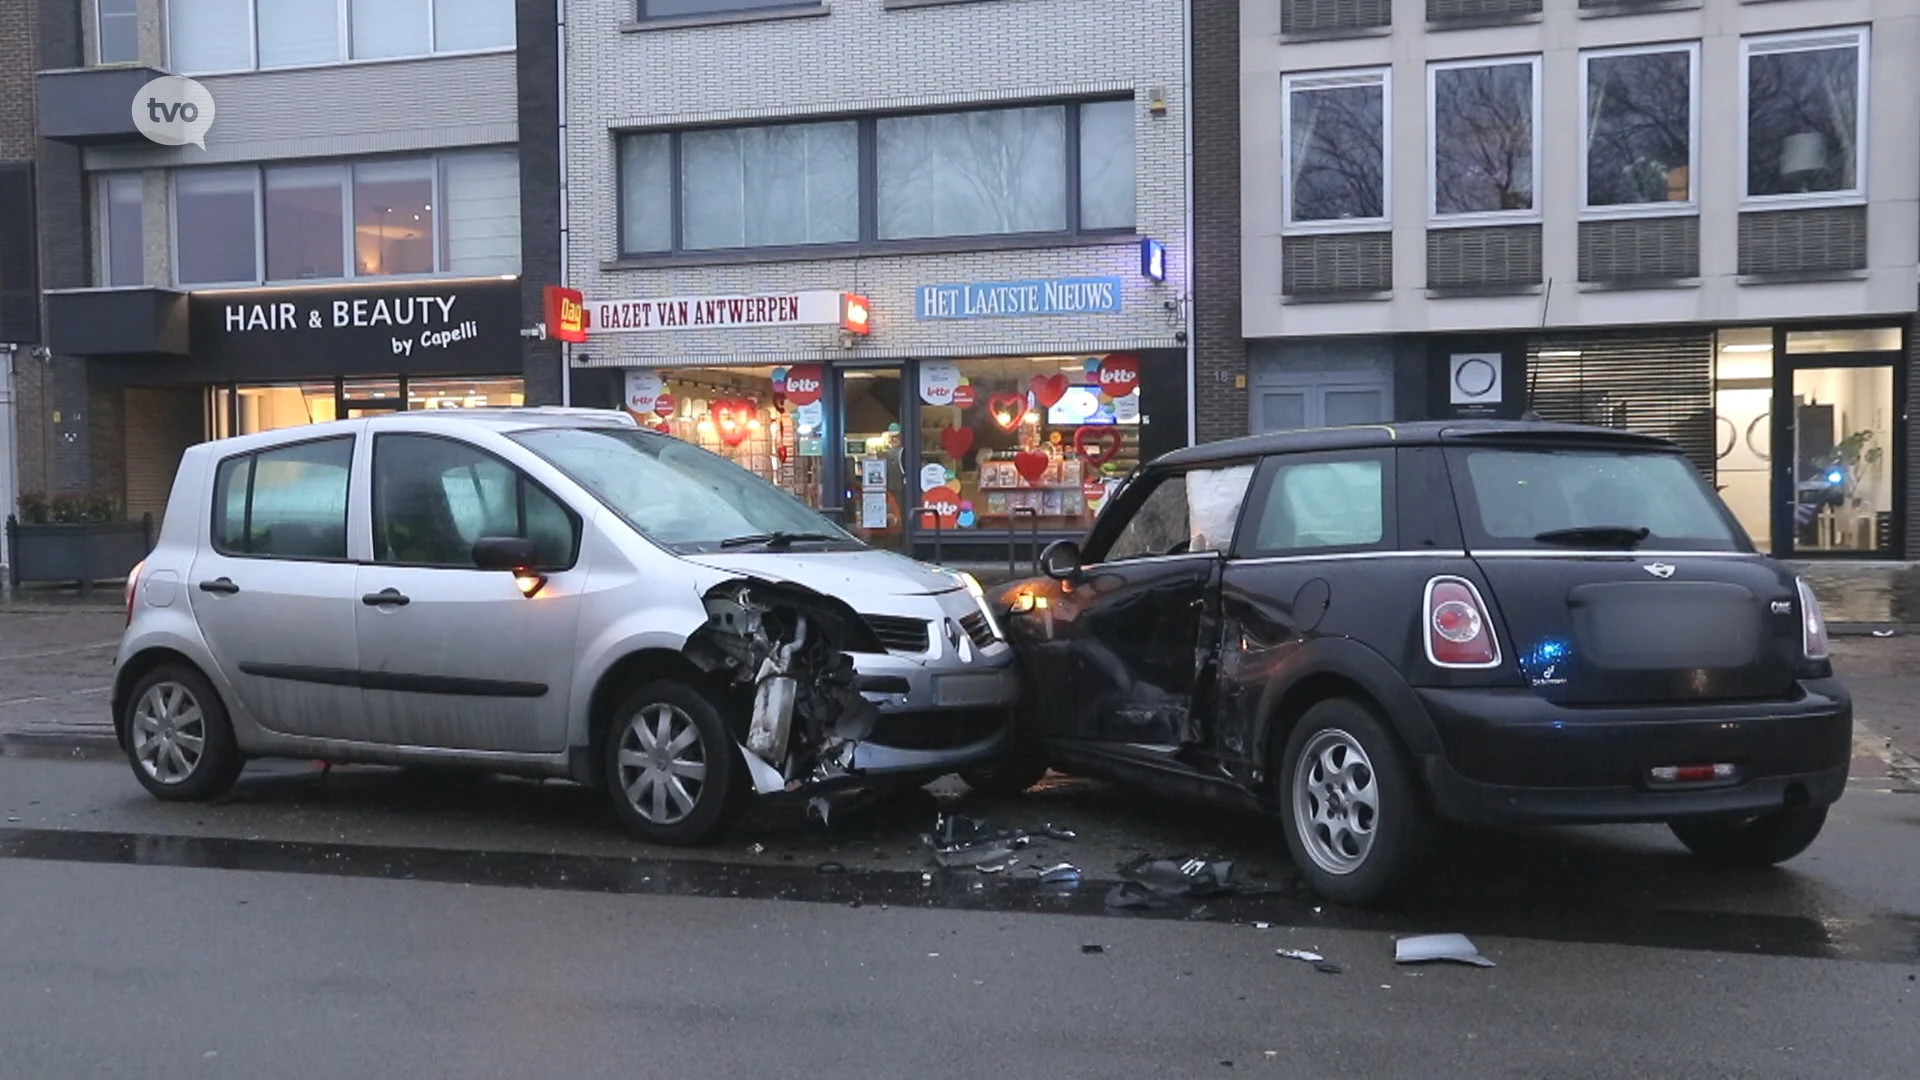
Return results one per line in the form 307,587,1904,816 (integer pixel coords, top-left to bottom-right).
124,559,145,627
1796,577,1829,661
1424,576,1501,669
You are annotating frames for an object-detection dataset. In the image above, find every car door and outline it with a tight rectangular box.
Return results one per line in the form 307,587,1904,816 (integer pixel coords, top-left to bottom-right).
351,431,588,753
186,433,364,738
1040,463,1255,748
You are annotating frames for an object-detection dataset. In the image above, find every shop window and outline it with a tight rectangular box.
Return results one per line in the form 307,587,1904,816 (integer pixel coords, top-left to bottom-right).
1785,328,1901,355
353,160,436,276
100,174,145,287
1743,29,1867,204
682,122,859,250
1428,57,1540,219
212,437,354,560
96,0,139,64
265,166,347,281
621,367,826,510
917,355,1144,536
616,100,1133,257
175,168,260,286
640,0,807,15
1583,45,1697,210
212,378,524,439
1283,69,1389,229
168,0,511,75
441,151,522,274
259,0,342,67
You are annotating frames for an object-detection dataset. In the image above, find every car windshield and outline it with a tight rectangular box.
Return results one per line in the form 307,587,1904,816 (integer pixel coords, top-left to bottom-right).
511,427,859,554
1449,446,1746,552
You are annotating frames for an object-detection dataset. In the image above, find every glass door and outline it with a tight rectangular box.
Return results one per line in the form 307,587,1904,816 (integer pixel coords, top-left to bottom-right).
837,366,908,550
342,376,406,420
1773,326,1904,557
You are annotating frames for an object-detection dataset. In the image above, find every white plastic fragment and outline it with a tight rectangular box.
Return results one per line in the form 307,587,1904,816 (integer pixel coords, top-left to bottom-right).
1275,949,1325,963
1394,933,1495,968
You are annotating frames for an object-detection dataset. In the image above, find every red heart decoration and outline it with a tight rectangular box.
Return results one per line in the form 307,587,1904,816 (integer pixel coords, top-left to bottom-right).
1073,426,1124,466
1031,373,1069,408
987,394,1026,432
940,426,974,458
1014,451,1051,484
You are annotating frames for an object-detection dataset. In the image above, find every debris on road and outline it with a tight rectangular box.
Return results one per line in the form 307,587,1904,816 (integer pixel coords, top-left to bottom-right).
1120,855,1239,897
1081,944,1105,954
1395,933,1496,968
1275,949,1324,963
1037,863,1082,886
1314,963,1343,975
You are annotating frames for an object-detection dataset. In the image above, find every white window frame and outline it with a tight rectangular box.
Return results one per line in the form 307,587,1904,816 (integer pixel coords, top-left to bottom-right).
1578,42,1700,219
1281,67,1392,234
1739,26,1871,209
1426,54,1544,227
165,0,514,77
94,0,141,65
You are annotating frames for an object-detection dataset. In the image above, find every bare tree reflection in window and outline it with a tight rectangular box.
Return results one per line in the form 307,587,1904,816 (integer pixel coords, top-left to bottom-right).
1747,41,1859,197
1586,50,1692,206
879,107,1067,239
1433,62,1534,215
1289,77,1385,222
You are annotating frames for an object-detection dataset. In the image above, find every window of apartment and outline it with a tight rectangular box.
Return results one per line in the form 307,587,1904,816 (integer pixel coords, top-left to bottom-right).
639,0,808,17
1743,28,1869,204
1283,69,1389,229
96,0,140,64
1428,56,1540,220
101,175,146,287
176,151,520,286
617,100,1135,257
168,0,513,75
1583,44,1697,211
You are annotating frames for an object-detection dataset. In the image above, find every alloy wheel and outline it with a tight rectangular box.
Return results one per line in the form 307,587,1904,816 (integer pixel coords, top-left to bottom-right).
1292,728,1380,876
616,702,709,826
130,681,208,786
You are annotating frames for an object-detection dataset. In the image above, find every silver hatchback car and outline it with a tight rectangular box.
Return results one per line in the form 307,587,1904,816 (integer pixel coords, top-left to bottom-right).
114,407,1019,844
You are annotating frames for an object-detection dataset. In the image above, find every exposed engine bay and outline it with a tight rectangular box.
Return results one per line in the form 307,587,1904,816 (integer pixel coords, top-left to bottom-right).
685,580,883,794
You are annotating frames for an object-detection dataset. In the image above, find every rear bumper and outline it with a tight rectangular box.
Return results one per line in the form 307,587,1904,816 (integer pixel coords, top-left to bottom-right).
1413,679,1853,826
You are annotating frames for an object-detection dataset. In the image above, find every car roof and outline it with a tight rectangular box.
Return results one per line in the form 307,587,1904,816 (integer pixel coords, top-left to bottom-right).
1150,420,1678,469
190,407,641,457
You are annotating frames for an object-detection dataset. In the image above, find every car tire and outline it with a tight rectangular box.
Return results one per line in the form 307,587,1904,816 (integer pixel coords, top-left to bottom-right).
1277,697,1429,906
1668,805,1829,868
603,679,748,846
121,663,244,802
959,709,1050,795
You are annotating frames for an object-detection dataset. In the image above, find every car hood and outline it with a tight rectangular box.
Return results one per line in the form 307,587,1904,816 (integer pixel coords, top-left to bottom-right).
680,548,965,598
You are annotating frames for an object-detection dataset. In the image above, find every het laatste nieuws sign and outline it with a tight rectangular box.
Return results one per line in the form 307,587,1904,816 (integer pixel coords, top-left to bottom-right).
188,279,522,372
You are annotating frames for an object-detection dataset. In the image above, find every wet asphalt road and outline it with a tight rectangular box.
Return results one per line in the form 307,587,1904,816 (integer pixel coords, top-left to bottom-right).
3,610,1920,1075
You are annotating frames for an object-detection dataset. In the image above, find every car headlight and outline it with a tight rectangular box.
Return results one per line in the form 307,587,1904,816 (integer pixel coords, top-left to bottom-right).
959,573,1005,642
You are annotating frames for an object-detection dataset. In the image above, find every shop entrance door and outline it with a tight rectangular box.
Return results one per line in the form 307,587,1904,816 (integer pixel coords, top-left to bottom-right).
342,376,406,420
836,366,909,551
1771,326,1905,557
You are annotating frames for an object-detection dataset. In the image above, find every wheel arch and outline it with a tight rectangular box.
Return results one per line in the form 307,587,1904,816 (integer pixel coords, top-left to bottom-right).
112,647,220,751
1252,637,1441,783
577,648,727,787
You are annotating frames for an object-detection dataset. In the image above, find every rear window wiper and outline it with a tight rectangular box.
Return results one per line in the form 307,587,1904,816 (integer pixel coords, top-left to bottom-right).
718,531,841,550
1532,525,1652,549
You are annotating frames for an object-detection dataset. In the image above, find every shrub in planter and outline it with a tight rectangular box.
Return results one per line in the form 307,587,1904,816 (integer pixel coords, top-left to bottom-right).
7,493,153,592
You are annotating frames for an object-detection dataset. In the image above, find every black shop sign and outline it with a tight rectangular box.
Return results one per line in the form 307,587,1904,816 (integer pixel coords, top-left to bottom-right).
188,279,522,375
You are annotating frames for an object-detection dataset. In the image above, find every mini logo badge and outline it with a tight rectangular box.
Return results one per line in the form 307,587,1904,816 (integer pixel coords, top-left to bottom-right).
1644,562,1676,579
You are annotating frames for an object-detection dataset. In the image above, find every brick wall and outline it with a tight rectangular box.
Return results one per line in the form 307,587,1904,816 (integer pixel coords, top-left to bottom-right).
1191,0,1245,444
565,0,1190,373
0,0,36,161
31,0,97,497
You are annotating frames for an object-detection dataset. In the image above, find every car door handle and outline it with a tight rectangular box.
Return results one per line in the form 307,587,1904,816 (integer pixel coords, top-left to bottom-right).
361,589,410,608
197,578,240,595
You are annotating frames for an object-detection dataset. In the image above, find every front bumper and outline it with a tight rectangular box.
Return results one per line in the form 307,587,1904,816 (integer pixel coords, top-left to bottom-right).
1413,679,1853,826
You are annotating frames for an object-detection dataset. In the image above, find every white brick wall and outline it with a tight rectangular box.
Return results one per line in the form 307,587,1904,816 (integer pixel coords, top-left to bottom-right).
565,0,1190,368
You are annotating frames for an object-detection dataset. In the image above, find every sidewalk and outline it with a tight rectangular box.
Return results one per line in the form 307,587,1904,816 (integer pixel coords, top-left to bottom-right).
0,608,121,742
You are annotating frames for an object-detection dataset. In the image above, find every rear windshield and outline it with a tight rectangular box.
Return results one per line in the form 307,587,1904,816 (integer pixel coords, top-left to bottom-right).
1447,446,1747,552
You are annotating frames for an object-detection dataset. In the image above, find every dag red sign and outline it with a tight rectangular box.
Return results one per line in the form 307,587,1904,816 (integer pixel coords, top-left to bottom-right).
653,391,676,418
921,485,961,530
783,364,825,406
952,384,976,408
1098,354,1140,394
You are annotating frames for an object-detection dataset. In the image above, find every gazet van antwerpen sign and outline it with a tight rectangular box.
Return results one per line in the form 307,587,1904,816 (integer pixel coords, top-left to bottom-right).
916,277,1125,320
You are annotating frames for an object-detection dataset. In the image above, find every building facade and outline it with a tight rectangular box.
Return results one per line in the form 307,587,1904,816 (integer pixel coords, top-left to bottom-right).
0,0,43,575
27,0,540,531
1248,0,1920,560
562,0,1195,561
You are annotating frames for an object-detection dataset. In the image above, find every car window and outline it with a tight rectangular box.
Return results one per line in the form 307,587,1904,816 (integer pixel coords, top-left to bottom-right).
211,437,353,560
1098,465,1254,562
372,434,579,569
1451,447,1741,551
1250,460,1386,553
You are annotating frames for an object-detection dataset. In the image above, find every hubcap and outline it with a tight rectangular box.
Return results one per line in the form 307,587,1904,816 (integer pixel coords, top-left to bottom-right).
616,703,708,826
130,682,207,785
1292,728,1380,876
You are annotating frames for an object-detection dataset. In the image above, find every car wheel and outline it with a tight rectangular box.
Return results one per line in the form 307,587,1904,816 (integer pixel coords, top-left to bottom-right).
959,709,1049,795
1668,805,1828,868
1277,697,1428,905
121,664,243,802
603,680,747,846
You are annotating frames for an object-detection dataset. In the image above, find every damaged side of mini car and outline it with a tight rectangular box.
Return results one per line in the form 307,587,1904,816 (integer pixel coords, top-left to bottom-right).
680,578,884,796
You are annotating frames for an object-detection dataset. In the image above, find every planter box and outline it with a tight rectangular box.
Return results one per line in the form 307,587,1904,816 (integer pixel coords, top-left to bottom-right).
5,515,155,594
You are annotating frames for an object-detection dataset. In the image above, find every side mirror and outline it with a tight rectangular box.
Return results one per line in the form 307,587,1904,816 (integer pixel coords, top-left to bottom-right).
472,536,538,571
1039,539,1083,582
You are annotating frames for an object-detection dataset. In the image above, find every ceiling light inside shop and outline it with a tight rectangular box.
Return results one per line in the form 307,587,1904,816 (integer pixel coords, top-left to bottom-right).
1537,350,1582,359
